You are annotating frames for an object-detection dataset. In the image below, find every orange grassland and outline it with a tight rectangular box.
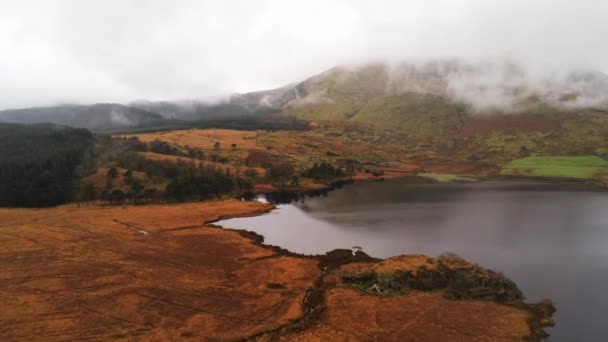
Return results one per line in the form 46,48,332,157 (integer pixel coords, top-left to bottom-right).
128,129,259,151
124,126,493,178
124,128,415,171
0,200,553,341
0,200,319,340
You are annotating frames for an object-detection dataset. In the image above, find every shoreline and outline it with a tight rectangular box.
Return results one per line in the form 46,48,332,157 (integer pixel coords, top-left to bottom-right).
209,200,556,340
250,173,607,206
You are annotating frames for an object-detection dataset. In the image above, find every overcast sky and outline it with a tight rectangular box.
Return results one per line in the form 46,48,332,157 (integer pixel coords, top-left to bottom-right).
1,0,607,109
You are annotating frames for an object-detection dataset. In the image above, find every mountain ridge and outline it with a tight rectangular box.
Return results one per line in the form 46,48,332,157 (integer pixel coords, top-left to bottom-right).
2,60,608,133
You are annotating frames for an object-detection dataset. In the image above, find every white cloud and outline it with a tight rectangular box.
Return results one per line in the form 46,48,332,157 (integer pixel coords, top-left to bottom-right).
0,0,607,109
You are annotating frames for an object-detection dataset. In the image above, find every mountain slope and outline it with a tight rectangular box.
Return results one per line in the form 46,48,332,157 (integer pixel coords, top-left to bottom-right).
280,64,390,120
351,93,465,136
3,60,608,139
0,103,168,131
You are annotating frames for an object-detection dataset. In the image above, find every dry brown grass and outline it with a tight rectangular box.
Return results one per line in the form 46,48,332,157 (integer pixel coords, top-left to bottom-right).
122,126,494,184
124,127,417,172
0,200,320,341
127,129,258,151
340,255,438,274
275,288,531,341
84,167,156,191
0,201,550,340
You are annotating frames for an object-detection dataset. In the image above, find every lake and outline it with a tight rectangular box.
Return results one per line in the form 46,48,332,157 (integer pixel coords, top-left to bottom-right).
217,178,608,341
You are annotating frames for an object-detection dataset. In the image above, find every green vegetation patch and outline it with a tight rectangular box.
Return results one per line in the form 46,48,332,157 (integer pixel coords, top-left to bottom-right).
417,173,475,183
340,261,524,302
501,156,608,179
351,93,465,140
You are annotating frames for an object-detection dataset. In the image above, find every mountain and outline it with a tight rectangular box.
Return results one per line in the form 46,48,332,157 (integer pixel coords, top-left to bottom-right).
0,103,168,131
276,60,608,119
264,61,608,157
2,60,608,137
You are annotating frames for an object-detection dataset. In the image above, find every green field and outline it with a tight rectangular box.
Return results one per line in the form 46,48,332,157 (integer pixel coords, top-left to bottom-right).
501,156,608,179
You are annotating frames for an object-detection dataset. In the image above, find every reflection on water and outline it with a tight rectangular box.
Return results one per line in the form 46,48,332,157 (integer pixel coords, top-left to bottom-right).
219,179,608,341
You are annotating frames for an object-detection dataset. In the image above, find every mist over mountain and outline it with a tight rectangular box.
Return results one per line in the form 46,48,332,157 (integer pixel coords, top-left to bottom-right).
2,59,608,131
129,93,284,121
0,104,167,131
277,60,608,114
134,60,608,120
3,1,608,110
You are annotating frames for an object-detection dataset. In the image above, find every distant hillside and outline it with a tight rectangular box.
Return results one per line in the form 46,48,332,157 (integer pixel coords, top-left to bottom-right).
129,85,292,121
0,103,168,131
129,100,265,121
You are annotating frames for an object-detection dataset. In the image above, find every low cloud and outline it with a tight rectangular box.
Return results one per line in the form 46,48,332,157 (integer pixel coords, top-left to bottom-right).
1,0,607,109
441,61,608,112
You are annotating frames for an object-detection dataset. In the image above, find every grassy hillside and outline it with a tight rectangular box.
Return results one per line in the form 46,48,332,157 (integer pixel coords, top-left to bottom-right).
284,64,389,121
501,156,608,179
277,63,608,162
352,93,465,138
462,108,608,162
282,66,467,145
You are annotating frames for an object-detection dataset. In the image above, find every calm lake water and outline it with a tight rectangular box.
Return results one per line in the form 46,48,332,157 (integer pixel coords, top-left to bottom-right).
218,179,608,341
